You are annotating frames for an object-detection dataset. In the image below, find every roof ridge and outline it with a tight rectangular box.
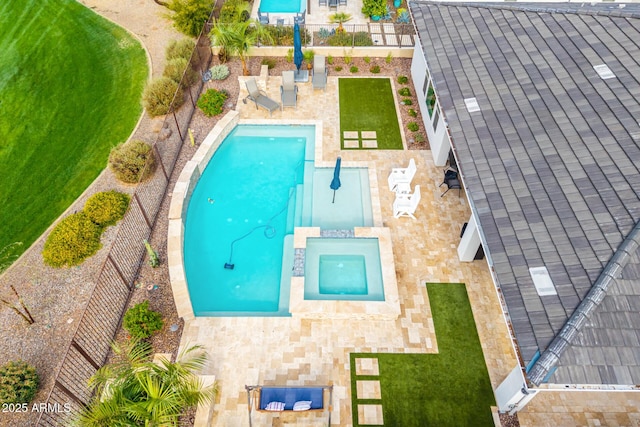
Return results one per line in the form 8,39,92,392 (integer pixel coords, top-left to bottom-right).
527,220,640,386
411,1,640,19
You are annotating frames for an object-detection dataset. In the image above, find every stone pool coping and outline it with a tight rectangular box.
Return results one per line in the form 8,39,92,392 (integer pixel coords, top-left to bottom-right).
168,111,388,320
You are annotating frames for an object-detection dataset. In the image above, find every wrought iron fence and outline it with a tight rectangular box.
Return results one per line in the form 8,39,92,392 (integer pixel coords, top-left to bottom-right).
36,16,214,427
259,22,415,48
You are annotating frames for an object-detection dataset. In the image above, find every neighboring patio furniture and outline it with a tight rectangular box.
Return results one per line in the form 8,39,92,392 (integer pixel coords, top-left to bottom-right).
244,78,280,116
393,185,421,219
440,168,462,197
280,71,298,110
312,55,328,91
258,11,269,24
387,158,416,191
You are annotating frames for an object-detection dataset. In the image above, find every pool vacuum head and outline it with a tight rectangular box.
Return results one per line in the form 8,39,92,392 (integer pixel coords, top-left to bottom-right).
224,262,235,270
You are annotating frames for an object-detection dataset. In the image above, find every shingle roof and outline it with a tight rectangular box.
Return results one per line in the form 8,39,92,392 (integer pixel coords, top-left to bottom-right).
409,1,640,384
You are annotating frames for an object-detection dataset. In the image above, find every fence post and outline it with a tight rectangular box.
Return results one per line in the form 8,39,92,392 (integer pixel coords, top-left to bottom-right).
172,109,183,140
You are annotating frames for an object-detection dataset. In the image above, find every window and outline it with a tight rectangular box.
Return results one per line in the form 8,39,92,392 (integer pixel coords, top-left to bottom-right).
432,108,439,132
426,82,436,117
422,74,429,95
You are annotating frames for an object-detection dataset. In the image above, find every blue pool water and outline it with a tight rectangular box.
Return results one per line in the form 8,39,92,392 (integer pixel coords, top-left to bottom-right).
259,0,303,13
184,125,313,316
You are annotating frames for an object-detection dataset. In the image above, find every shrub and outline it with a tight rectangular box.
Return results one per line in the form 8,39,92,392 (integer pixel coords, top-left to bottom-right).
386,51,393,64
303,49,315,67
143,77,184,117
408,121,419,132
401,99,412,105
261,57,276,69
397,75,408,84
327,54,334,65
398,87,411,97
335,66,343,72
364,56,371,64
397,9,410,24
350,65,359,73
84,191,130,227
166,0,213,38
163,58,199,87
257,26,310,46
370,65,380,73
327,32,373,46
197,89,228,117
210,64,230,80
0,361,38,404
218,0,250,23
109,140,156,184
166,38,196,63
415,133,426,143
42,212,102,267
408,108,418,117
286,48,293,63
123,301,164,339
344,52,352,64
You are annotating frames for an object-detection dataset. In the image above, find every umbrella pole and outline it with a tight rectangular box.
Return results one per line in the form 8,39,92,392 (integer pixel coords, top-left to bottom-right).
332,190,336,203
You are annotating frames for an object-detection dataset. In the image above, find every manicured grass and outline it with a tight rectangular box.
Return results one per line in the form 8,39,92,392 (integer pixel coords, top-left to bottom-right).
338,78,403,150
350,283,495,426
0,0,147,261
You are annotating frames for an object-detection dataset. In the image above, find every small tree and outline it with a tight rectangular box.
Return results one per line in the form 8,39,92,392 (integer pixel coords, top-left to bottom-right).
210,20,273,76
165,0,213,38
329,12,351,33
123,301,163,339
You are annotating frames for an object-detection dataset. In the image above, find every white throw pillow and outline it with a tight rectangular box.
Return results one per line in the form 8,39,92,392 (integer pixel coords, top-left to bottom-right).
293,400,312,411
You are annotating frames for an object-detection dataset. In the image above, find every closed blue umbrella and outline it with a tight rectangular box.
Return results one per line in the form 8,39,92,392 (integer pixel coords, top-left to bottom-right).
293,22,303,74
330,157,341,203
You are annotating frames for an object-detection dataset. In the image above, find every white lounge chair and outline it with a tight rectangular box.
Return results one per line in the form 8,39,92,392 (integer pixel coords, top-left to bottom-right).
244,78,280,116
280,71,298,110
393,185,421,219
388,158,416,191
312,55,327,91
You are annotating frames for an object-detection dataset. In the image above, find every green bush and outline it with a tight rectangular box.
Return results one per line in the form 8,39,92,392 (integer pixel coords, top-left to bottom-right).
143,77,184,117
42,212,102,267
364,56,371,64
0,361,38,404
415,133,425,143
257,26,311,46
386,51,393,64
84,191,130,227
401,98,413,105
370,65,380,74
163,58,199,87
327,32,373,46
408,121,419,132
218,0,250,23
344,53,352,64
285,49,293,63
166,38,196,63
398,87,411,97
397,75,408,84
350,65,359,73
166,0,213,38
123,301,164,339
210,64,230,80
335,66,343,72
261,57,276,69
197,89,229,117
109,140,156,184
327,55,334,65
408,108,417,117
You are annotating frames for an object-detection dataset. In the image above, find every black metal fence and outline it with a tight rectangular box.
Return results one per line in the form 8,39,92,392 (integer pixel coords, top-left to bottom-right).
36,17,214,427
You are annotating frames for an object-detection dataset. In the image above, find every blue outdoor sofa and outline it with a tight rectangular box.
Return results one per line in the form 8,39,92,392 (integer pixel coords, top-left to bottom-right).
258,386,324,411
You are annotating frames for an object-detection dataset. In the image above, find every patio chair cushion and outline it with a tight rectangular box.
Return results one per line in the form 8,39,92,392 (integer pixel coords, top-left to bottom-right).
265,401,286,411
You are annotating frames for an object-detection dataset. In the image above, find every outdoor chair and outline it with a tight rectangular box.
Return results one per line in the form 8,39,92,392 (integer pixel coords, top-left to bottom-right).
312,55,328,91
440,168,462,197
393,185,421,219
280,71,298,110
244,78,280,116
258,11,269,25
387,158,416,191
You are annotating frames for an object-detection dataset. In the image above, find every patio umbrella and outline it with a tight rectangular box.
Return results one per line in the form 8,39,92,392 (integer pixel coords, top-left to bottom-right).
330,157,341,203
293,22,303,75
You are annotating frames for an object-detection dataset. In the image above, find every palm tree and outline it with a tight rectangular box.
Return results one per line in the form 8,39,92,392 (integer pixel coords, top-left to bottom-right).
210,20,273,76
329,12,352,33
75,340,216,427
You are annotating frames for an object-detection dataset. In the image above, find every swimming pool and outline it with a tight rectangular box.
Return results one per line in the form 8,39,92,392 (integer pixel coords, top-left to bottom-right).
183,125,313,316
258,0,304,13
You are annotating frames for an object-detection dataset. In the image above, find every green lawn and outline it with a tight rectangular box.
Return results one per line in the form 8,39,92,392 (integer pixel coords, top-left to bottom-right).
0,0,147,261
351,283,495,426
338,78,403,150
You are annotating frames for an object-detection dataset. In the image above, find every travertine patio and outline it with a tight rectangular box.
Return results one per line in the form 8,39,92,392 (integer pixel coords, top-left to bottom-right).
176,74,640,426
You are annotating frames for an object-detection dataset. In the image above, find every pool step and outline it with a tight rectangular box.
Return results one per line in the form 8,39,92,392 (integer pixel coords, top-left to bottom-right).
285,187,296,234
301,162,314,226
278,234,295,314
293,184,304,228
360,168,374,226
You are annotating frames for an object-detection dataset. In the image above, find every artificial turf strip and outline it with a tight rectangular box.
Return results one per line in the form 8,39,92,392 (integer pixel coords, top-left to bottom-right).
0,0,147,261
350,283,495,427
338,78,403,150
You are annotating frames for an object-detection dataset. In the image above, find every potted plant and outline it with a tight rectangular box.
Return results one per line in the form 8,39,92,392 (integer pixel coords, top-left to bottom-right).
362,0,386,20
394,0,402,9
